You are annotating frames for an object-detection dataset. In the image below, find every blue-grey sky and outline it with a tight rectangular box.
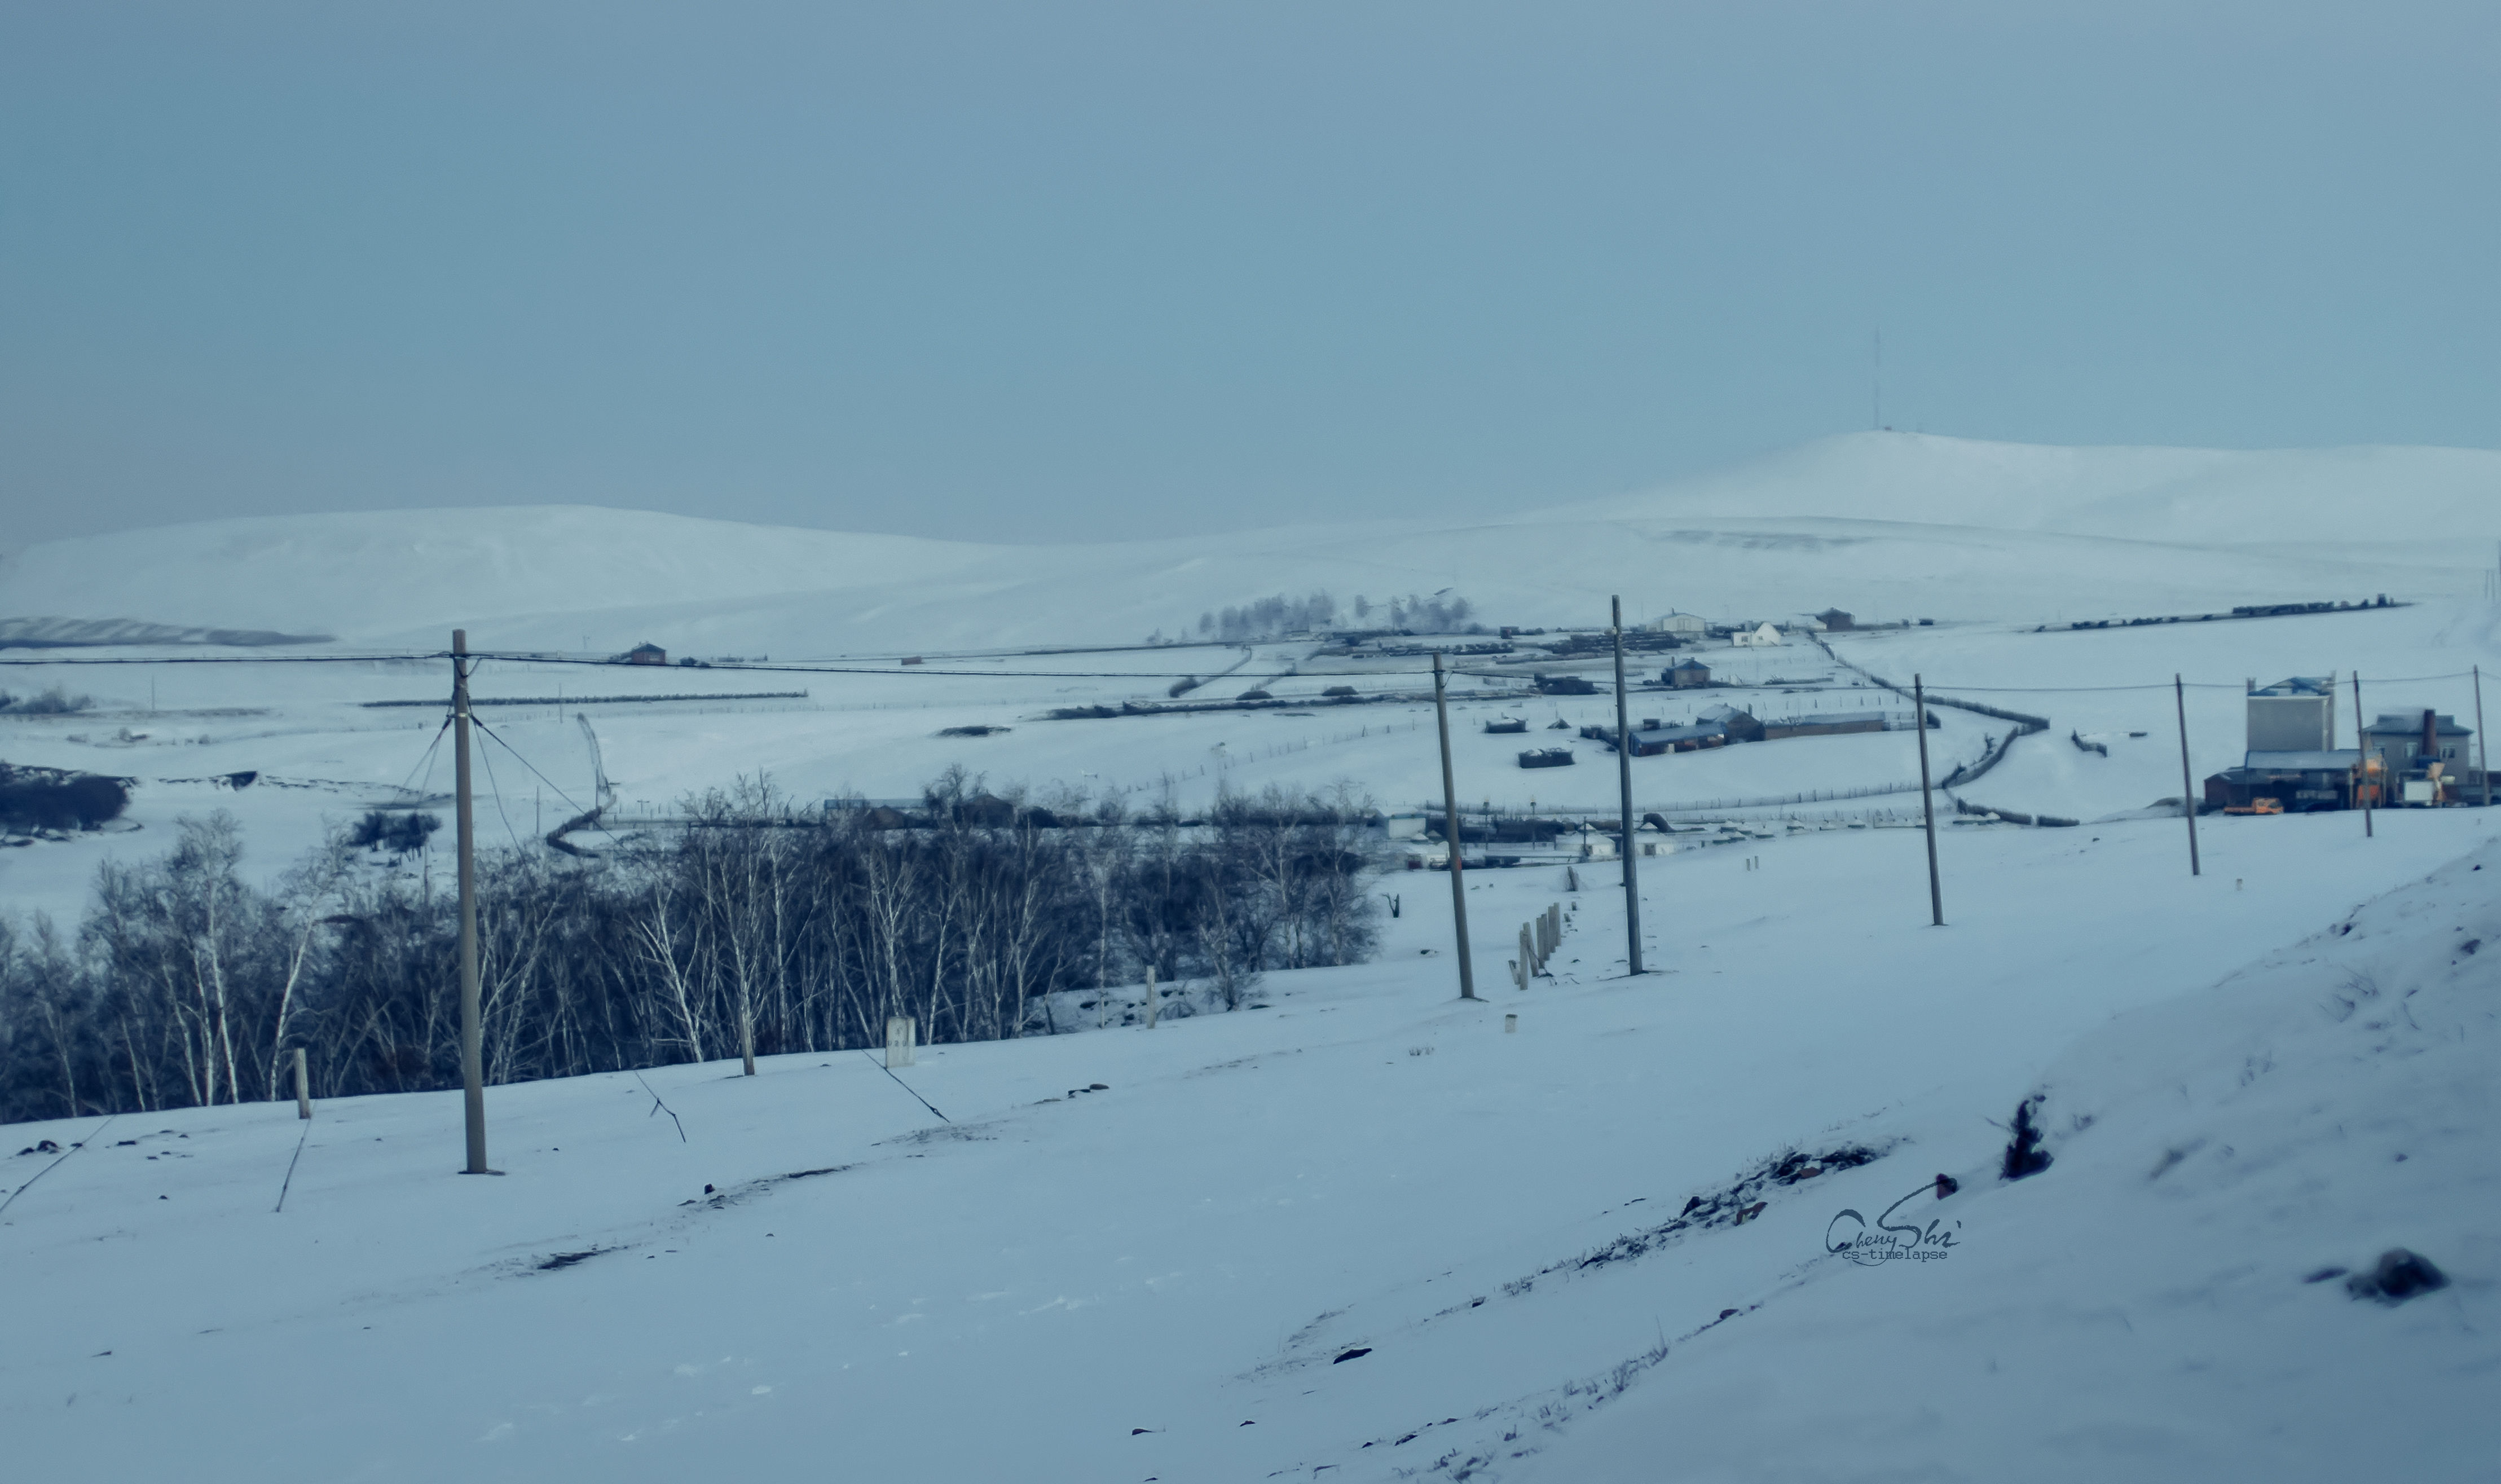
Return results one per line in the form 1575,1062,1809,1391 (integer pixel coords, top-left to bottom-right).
4,1,2495,548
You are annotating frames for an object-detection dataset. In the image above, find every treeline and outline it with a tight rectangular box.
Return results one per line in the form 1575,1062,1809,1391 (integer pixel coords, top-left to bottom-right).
1199,592,1340,642
0,685,95,715
0,777,1381,1124
1192,591,1481,643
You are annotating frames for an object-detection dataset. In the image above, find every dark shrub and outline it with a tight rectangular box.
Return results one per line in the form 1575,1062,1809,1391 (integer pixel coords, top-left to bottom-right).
2001,1094,2053,1181
0,764,129,830
0,685,95,715
347,809,442,856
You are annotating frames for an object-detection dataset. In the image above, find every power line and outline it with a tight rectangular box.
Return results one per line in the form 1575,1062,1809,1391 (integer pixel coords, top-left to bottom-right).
861,1049,949,1123
0,1112,120,1219
1917,671,2484,694
8,644,2487,695
473,726,528,855
469,717,627,847
0,651,439,666
394,717,452,802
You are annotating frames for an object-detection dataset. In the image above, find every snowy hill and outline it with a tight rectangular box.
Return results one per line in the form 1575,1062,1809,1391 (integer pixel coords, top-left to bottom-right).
3,434,2495,654
4,809,2494,1481
1567,431,2501,547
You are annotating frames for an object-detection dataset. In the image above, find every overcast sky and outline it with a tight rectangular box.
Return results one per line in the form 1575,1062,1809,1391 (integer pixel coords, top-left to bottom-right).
3,1,2495,548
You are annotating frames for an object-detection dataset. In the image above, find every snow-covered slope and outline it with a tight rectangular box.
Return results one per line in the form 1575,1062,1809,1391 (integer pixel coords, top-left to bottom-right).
4,434,2494,654
1567,431,2501,547
3,809,2493,1482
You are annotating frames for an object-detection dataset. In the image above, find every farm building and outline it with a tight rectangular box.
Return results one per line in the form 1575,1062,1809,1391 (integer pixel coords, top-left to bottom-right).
2362,711,2479,804
1640,720,1725,751
1533,673,1601,695
2361,711,2471,769
1665,658,1711,688
2201,677,2367,813
1816,608,1855,631
1648,612,1708,639
2204,752,2359,813
2246,676,2337,751
1517,747,1575,769
1760,710,1891,741
1484,716,1530,734
1696,703,1764,743
1729,622,1785,648
624,642,667,666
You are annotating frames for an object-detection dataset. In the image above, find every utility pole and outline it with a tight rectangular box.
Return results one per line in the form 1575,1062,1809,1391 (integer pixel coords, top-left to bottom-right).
1610,597,1644,975
1432,651,1477,1000
2355,672,2373,836
1913,675,1943,926
2475,665,2490,809
452,630,490,1174
2174,675,2200,876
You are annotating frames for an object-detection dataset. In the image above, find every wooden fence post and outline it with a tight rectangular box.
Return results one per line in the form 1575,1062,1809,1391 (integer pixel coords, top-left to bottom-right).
293,1046,311,1120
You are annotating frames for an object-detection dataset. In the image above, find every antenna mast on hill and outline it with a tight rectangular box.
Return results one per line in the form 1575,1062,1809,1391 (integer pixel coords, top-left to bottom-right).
1872,329,1883,430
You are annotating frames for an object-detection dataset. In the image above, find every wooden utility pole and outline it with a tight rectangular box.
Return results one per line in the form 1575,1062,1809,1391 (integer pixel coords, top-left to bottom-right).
452,631,490,1174
1432,652,1477,1000
2475,665,2490,808
2354,672,2373,836
293,1046,311,1121
1913,675,1943,926
1610,597,1644,976
2174,675,2200,876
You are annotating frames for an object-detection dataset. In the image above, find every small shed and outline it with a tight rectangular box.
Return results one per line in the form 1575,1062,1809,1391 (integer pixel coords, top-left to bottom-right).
1665,658,1712,688
626,642,668,666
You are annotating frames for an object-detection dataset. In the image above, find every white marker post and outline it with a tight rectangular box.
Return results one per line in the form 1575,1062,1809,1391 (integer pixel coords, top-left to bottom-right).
885,1016,916,1068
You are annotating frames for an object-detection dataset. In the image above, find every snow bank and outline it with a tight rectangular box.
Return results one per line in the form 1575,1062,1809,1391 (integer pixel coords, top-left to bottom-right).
3,809,2494,1481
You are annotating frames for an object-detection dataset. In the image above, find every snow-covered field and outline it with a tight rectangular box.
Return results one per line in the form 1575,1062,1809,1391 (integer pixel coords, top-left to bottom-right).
4,809,2494,1481
6,431,2501,1479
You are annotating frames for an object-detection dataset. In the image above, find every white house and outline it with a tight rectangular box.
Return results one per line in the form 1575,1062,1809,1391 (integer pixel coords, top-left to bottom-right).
1729,622,1786,648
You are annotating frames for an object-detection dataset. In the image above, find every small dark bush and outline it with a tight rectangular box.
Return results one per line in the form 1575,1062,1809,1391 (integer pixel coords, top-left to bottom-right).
347,809,442,857
2002,1094,2053,1181
2345,1248,2448,1304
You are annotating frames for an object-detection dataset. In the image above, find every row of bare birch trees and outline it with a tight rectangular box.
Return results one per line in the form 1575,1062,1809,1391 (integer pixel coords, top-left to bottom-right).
0,779,1381,1124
